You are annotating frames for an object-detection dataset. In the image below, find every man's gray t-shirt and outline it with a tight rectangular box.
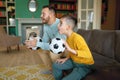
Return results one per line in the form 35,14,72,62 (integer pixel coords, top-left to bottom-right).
36,18,66,50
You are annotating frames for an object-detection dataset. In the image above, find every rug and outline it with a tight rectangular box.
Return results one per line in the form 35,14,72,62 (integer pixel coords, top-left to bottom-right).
0,64,54,80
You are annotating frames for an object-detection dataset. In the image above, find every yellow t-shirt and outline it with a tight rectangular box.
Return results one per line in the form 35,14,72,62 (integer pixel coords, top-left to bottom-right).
66,32,94,65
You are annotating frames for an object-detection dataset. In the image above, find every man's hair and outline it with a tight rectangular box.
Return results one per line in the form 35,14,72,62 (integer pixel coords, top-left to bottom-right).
61,15,77,28
42,5,56,14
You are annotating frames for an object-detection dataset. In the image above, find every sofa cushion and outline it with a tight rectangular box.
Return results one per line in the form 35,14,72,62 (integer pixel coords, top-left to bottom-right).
115,31,120,62
89,30,115,59
84,52,120,80
83,67,120,80
92,52,120,67
77,29,92,46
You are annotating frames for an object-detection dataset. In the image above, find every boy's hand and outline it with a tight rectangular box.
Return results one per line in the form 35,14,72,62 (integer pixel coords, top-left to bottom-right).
62,40,71,51
56,58,68,64
62,40,77,55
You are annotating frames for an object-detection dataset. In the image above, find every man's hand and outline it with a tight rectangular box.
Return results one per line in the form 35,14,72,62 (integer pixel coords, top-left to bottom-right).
25,39,37,48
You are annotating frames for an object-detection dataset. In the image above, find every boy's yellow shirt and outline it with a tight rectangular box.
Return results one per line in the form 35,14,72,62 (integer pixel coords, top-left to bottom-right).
66,32,94,65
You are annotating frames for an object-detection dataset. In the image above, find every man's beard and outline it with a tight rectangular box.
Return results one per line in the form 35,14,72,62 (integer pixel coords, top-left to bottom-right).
42,16,50,24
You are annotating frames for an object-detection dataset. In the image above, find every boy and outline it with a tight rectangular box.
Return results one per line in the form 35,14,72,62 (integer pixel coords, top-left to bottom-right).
52,15,94,80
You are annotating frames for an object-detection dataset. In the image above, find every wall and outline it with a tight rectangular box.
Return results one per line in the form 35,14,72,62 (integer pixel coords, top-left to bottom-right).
14,0,49,35
101,0,116,30
15,0,49,18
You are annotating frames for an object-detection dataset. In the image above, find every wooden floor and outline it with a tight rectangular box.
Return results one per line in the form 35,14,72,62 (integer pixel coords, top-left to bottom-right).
0,45,43,67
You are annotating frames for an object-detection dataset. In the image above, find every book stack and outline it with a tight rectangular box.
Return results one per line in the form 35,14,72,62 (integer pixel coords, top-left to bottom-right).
0,18,6,25
0,1,5,7
0,1,3,6
0,11,5,17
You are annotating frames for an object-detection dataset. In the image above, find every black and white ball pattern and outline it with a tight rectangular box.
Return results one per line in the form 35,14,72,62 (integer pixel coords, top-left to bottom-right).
29,36,42,50
49,38,65,54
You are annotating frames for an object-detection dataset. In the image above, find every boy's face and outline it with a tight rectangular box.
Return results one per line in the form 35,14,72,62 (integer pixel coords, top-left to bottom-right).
58,18,68,34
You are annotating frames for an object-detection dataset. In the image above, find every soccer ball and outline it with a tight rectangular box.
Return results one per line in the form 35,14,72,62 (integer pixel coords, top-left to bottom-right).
29,36,42,50
49,38,65,54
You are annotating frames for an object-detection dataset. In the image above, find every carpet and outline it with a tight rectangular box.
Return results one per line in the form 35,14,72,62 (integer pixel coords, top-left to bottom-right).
0,64,54,80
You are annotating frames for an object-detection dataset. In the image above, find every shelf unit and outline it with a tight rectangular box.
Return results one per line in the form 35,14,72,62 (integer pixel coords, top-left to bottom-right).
49,0,77,18
7,0,15,27
0,0,15,34
0,0,6,26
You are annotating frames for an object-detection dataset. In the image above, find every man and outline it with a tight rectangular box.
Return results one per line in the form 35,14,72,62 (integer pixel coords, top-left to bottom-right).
25,5,66,69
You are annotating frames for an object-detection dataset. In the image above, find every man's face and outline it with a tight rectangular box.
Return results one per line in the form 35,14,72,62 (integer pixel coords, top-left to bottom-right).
41,8,50,24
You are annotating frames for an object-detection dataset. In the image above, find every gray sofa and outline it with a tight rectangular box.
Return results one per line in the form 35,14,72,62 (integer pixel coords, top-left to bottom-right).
77,29,120,80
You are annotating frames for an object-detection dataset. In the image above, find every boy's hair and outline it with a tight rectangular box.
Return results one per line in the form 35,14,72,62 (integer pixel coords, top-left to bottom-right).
61,15,77,29
42,5,56,15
